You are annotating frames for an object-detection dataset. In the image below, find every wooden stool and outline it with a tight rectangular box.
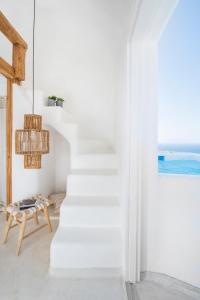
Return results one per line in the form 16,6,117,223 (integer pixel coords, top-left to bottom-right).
2,195,52,255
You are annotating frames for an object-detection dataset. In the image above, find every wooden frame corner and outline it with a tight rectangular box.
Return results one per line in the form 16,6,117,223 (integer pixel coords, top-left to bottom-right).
0,10,27,205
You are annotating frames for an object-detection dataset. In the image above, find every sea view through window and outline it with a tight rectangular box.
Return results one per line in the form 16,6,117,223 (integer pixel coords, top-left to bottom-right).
158,0,200,175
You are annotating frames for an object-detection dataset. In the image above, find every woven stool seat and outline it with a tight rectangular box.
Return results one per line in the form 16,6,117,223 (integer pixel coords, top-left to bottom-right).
6,194,49,220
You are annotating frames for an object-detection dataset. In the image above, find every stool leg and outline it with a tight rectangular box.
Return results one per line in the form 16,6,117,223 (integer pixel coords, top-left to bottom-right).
44,206,52,233
2,213,13,244
16,215,26,256
34,211,39,225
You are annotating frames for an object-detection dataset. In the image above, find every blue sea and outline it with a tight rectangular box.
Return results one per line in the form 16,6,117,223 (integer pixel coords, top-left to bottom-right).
158,144,200,175
159,144,200,154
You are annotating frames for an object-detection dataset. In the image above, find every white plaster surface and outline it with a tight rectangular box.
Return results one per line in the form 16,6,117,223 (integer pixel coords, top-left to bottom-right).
147,175,200,288
132,281,197,300
0,213,127,300
0,0,132,145
127,272,200,300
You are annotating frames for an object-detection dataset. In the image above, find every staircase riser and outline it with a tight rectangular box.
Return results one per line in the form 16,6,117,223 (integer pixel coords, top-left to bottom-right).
78,140,113,154
51,245,122,269
67,175,119,196
71,156,117,169
60,206,120,227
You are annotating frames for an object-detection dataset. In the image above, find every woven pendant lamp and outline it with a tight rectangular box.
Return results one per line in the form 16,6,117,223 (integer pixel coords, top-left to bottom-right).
15,0,49,169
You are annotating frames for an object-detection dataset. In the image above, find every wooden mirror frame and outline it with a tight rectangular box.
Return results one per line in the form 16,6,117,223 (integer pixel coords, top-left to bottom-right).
0,11,27,206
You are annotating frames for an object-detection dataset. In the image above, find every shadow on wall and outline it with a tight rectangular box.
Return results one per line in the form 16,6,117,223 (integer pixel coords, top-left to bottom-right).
53,131,70,194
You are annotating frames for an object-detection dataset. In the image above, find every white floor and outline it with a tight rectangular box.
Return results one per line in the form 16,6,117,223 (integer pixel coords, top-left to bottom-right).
3,208,199,300
0,212,127,300
126,272,200,300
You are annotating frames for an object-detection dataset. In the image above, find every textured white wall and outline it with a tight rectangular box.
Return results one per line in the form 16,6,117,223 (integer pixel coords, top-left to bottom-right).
35,0,131,145
1,0,132,146
54,133,70,193
0,0,132,199
147,175,200,288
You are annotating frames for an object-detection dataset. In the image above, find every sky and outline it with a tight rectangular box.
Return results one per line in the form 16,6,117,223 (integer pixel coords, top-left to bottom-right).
159,0,200,144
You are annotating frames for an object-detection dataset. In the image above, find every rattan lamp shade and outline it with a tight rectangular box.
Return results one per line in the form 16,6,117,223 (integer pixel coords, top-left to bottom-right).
15,114,49,169
15,2,50,169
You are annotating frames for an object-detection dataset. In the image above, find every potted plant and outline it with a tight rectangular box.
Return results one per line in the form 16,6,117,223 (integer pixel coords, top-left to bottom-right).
56,97,64,107
48,96,57,106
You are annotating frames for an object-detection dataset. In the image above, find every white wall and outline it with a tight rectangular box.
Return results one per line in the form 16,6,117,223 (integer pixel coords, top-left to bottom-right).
133,0,200,289
121,0,200,286
54,132,70,193
147,175,200,288
0,0,132,202
1,0,132,146
36,0,132,145
130,39,200,288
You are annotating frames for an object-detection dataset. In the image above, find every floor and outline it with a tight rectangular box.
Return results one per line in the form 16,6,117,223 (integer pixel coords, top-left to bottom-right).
2,208,200,300
0,210,127,300
126,273,200,300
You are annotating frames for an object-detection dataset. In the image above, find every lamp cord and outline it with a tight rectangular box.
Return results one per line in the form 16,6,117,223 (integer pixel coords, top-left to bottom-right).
32,0,36,114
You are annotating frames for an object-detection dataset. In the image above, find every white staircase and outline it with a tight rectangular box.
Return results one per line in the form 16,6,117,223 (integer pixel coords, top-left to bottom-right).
43,107,122,276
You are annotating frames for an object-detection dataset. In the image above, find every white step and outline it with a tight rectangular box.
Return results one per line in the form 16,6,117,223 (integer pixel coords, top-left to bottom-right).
78,139,114,154
71,153,118,170
50,227,122,269
67,170,119,196
60,196,120,227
